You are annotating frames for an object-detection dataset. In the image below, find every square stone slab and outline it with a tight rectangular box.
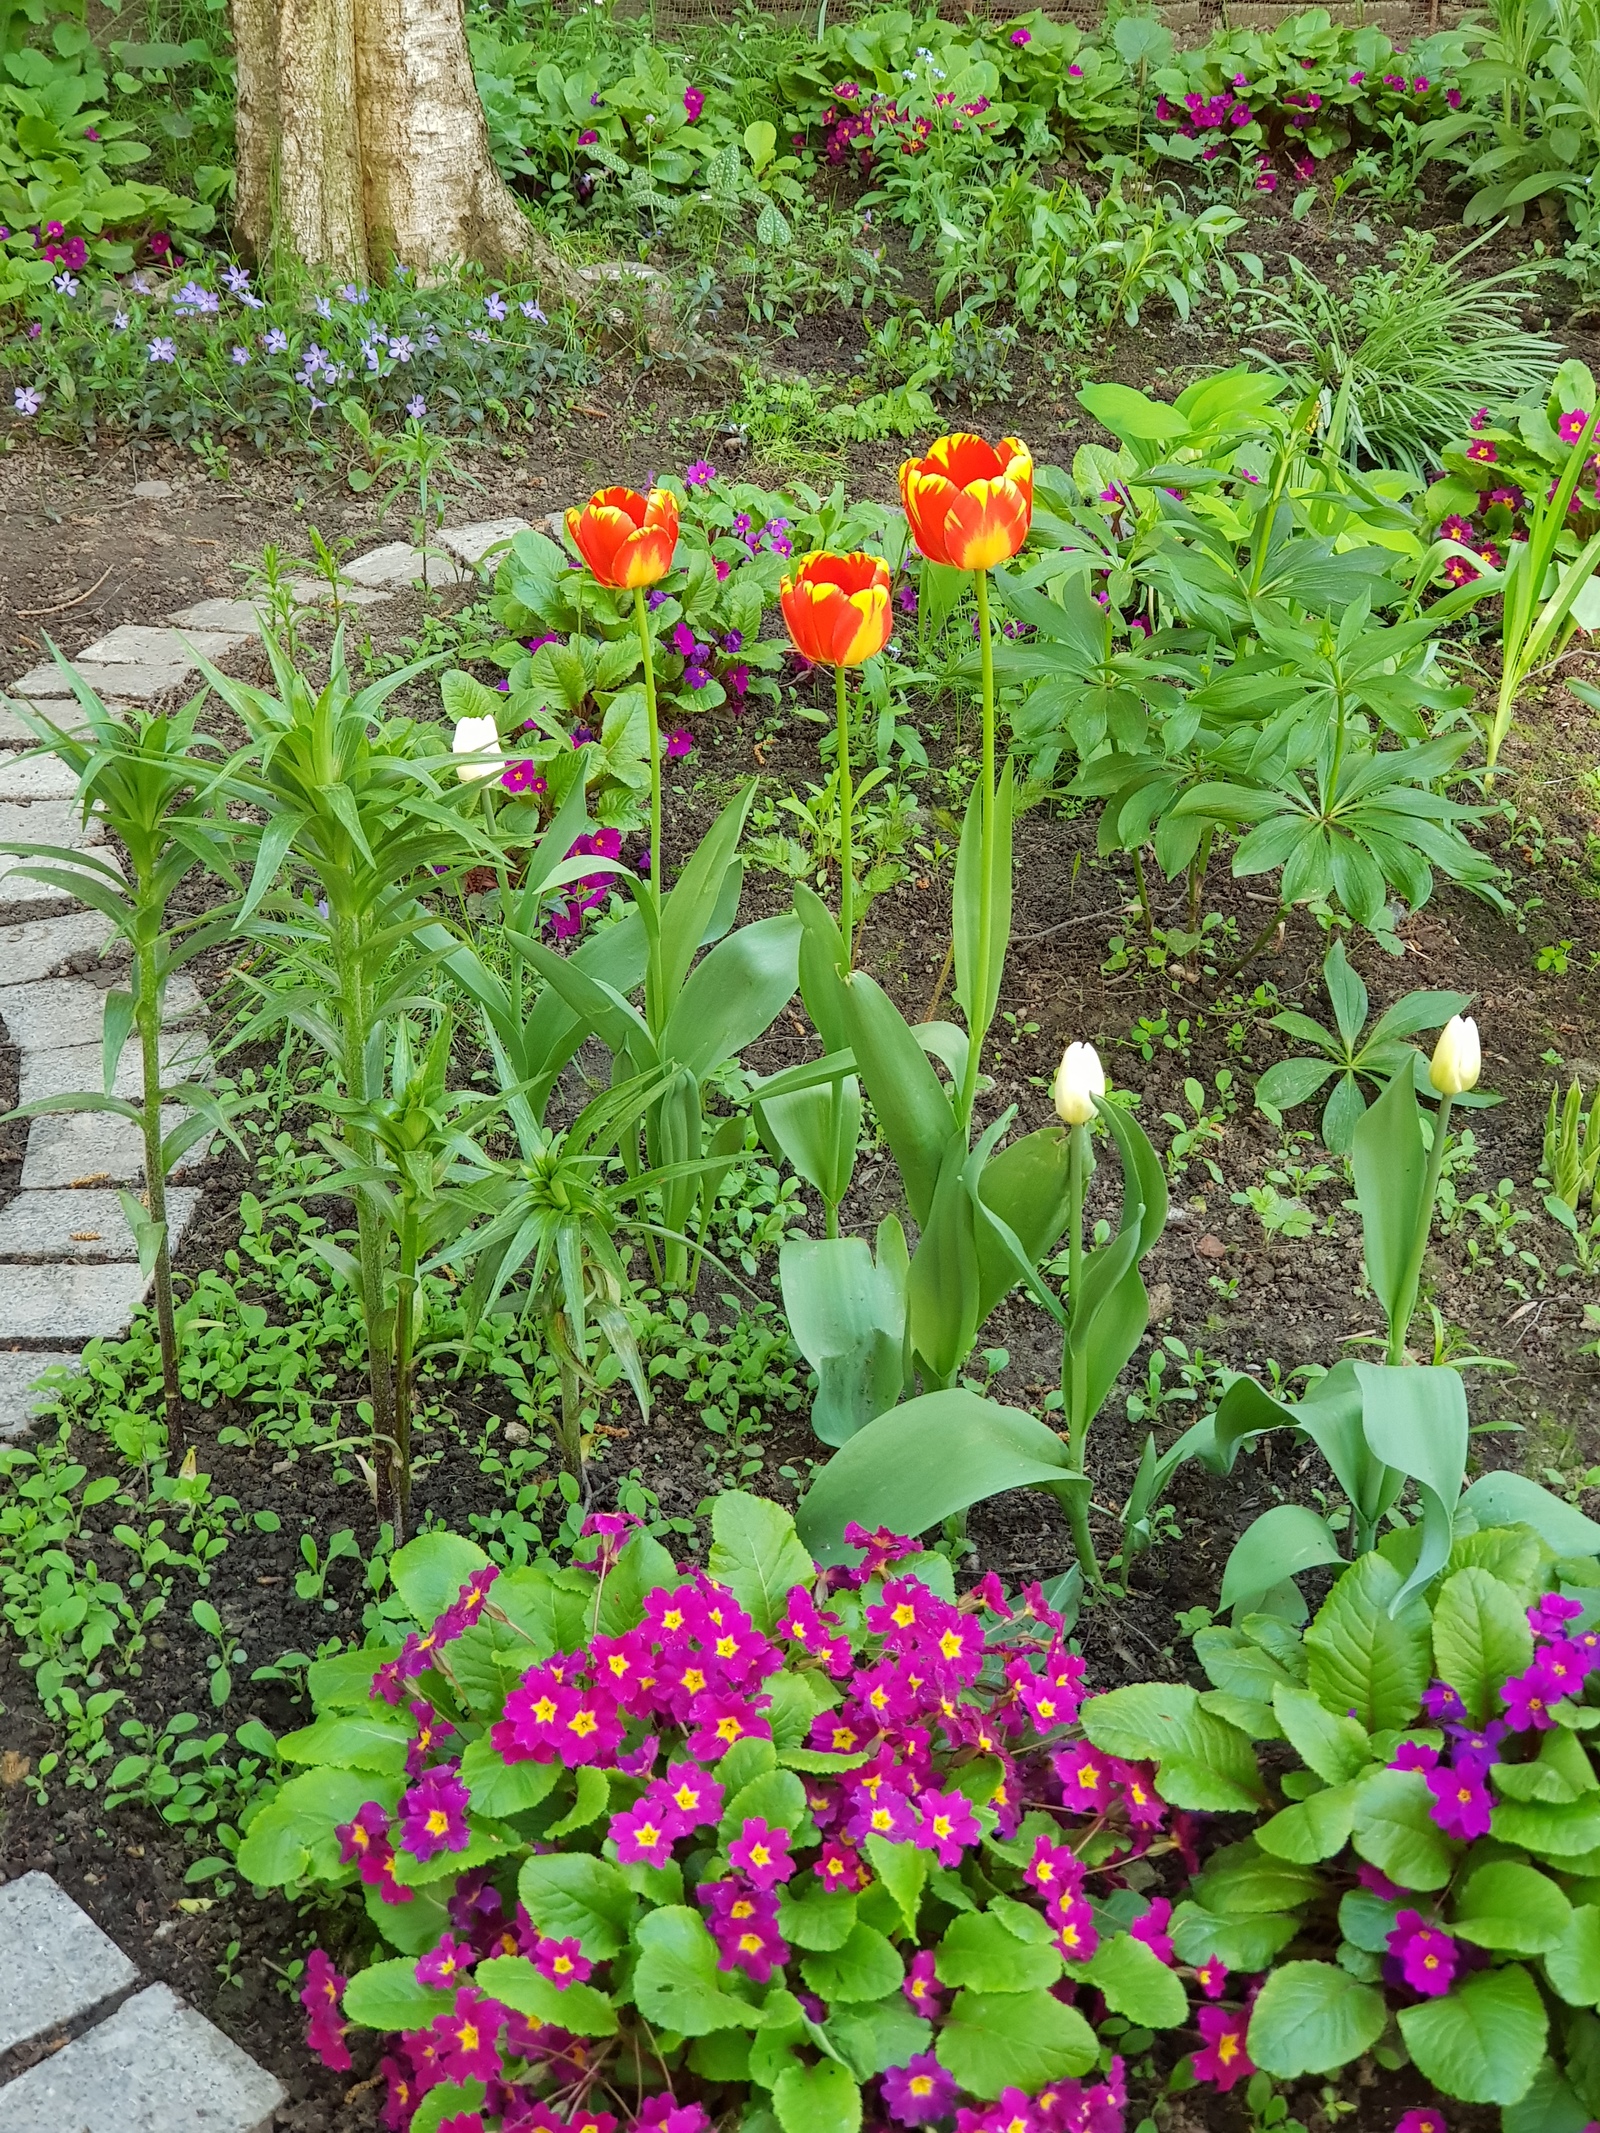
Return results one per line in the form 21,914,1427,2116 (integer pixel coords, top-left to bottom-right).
0,1351,80,1438
0,973,202,1052
285,575,393,609
0,1871,138,2054
440,516,532,567
72,624,242,667
0,1186,200,1263
19,1027,210,1106
0,1981,285,2132
19,1104,203,1189
7,660,198,704
0,1261,155,1342
0,698,101,747
0,755,78,803
343,539,470,589
166,597,271,633
0,909,114,984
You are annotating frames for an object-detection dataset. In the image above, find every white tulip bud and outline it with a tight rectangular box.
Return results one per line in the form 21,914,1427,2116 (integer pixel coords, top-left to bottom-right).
452,713,504,783
1429,1014,1481,1096
1052,1040,1105,1127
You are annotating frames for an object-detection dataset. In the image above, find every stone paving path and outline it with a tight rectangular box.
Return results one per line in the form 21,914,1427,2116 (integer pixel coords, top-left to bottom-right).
0,516,535,1439
0,1870,285,2130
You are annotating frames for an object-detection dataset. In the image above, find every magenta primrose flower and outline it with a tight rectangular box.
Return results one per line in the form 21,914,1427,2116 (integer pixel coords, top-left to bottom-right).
398,1763,471,1862
1192,2004,1254,2092
1559,408,1593,443
415,1932,475,1990
903,1947,944,2017
1424,1761,1494,1839
533,1935,592,1987
500,759,547,796
1396,2111,1448,2133
683,84,705,121
665,726,695,759
301,1948,351,2071
914,1787,980,1865
728,1816,794,1889
882,2053,959,2125
1195,1953,1228,1999
684,458,716,485
1388,1910,1458,1997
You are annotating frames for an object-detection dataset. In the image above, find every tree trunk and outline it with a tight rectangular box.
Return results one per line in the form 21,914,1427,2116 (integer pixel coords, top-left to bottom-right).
232,0,551,283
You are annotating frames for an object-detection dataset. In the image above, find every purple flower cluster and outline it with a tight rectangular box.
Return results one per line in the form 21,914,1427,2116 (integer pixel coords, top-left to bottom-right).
546,826,625,941
306,1529,1174,2133
1392,1593,1600,1840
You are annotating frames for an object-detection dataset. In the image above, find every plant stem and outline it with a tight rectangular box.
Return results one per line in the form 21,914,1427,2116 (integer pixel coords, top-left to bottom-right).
635,587,664,1024
1061,1118,1099,1580
136,933,182,1463
1132,845,1155,937
337,911,399,1532
393,1205,417,1529
834,660,855,966
1388,1092,1453,1365
958,568,997,1128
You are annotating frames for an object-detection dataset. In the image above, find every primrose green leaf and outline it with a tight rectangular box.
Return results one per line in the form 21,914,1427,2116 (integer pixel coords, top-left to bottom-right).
459,1734,561,1817
1451,1860,1571,1954
546,1765,610,1837
1432,1567,1534,1726
1080,1682,1265,1810
825,2000,933,2081
936,1912,1063,1994
1350,1768,1455,1891
276,1710,413,1775
1546,1904,1600,2008
633,1906,761,2034
773,2059,863,2133
518,1853,635,1960
777,1885,859,1952
413,2082,487,2133
1080,1932,1188,2028
1398,1965,1549,2105
235,1768,402,1889
1305,1553,1432,1732
935,1989,1098,2099
388,1820,521,1888
1167,1901,1299,1973
343,1957,452,2032
475,1955,618,2035
800,1923,903,2005
1257,1777,1365,1863
390,1530,490,1626
1270,1684,1372,1784
721,1767,809,1842
708,1492,816,1633
1247,1960,1388,2078
863,1836,927,1937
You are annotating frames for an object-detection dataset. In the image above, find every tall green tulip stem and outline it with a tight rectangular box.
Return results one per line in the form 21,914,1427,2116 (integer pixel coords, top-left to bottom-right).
1062,1116,1099,1581
1388,1092,1453,1365
959,567,999,1128
634,586,664,1017
835,660,856,967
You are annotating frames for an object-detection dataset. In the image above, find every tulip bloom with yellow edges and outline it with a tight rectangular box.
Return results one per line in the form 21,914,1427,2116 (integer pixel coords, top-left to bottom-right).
779,551,892,669
778,552,895,965
898,432,1033,1122
898,433,1033,572
565,486,680,590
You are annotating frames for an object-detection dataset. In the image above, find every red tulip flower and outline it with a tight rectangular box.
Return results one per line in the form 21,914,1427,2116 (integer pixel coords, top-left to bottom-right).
566,486,680,588
779,551,893,668
899,432,1033,571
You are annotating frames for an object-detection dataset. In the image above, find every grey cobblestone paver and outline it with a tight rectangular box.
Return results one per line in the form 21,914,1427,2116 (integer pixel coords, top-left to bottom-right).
0,1979,285,2132
439,514,532,566
0,1186,200,1263
19,1104,199,1190
0,1353,79,1439
0,1871,138,2055
0,910,114,985
342,537,470,588
0,973,201,1051
0,1262,158,1343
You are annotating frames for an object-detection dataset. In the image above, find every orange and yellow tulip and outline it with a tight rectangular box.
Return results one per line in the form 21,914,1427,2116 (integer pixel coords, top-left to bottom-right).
565,486,680,589
899,433,1033,572
779,551,893,669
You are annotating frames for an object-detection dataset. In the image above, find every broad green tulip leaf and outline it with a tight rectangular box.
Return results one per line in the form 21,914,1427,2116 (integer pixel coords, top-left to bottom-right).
657,785,755,1013
839,970,957,1228
1458,1473,1600,1557
1220,1505,1345,1619
952,761,1014,1053
779,1231,907,1447
972,1125,1073,1327
1350,1065,1427,1347
795,1392,1072,1568
661,911,801,1082
1353,1361,1468,1606
908,1134,982,1386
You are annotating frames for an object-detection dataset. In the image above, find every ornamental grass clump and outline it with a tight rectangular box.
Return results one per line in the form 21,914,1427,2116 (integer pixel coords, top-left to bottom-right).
242,1494,1207,2133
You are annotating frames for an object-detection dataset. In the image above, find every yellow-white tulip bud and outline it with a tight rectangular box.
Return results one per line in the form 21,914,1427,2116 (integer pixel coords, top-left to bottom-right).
1429,1014,1481,1096
1052,1040,1105,1127
452,713,504,783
